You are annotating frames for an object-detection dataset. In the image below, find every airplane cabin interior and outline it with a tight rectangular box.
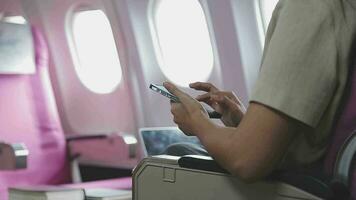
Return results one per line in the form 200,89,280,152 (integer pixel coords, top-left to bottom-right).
0,0,355,199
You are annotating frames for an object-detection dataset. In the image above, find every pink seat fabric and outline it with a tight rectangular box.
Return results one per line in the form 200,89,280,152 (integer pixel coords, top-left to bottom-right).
0,27,131,200
0,26,70,200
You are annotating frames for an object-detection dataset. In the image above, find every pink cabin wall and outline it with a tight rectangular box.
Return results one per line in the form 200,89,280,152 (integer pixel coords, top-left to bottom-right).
0,0,22,15
1,0,264,161
20,0,138,136
15,0,262,135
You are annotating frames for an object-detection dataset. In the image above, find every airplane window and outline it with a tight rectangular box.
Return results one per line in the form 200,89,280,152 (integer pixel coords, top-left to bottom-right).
151,0,214,87
71,10,123,94
259,0,279,32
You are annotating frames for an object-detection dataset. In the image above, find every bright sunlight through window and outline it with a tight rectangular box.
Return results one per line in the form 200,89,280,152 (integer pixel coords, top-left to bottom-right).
152,0,214,87
72,10,122,94
259,0,279,31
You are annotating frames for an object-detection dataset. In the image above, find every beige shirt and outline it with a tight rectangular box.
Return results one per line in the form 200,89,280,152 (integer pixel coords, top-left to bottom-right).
250,0,356,168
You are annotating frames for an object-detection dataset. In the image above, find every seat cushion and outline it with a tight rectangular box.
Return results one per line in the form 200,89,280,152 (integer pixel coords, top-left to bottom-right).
1,178,132,200
62,177,132,190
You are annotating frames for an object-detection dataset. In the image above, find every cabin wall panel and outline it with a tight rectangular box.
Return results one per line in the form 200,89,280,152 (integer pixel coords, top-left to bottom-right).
16,0,263,133
21,0,137,136
0,0,22,15
116,0,228,128
230,0,263,96
205,0,249,105
117,0,263,129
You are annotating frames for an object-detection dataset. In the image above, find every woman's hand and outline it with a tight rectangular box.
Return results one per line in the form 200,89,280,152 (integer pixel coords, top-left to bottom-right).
190,82,245,127
163,82,211,136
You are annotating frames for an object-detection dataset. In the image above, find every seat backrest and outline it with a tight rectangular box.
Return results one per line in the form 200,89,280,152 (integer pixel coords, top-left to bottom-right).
0,26,70,198
324,49,356,198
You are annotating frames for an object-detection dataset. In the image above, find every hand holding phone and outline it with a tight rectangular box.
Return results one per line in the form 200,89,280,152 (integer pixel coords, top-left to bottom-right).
149,84,222,118
149,84,180,102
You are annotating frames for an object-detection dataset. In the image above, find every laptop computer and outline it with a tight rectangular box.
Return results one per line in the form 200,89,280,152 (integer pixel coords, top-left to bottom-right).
138,127,204,157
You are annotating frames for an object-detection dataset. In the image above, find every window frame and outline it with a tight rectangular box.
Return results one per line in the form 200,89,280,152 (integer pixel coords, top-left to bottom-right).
66,4,124,94
148,0,217,87
257,0,280,33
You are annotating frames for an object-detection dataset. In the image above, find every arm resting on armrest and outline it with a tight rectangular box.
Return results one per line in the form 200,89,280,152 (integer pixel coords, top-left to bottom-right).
177,155,343,199
178,155,228,174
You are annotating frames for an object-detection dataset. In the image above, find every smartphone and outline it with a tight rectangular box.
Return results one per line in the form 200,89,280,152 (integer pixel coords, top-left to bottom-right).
149,83,222,119
149,84,180,103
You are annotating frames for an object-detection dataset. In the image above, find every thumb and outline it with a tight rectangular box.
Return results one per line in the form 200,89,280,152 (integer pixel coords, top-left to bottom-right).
163,82,183,97
163,82,192,105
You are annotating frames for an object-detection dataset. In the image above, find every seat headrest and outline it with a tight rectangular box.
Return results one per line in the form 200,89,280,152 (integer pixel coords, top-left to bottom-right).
0,22,36,74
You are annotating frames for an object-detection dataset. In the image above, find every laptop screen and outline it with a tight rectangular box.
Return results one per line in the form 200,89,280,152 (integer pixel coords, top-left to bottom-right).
139,127,202,156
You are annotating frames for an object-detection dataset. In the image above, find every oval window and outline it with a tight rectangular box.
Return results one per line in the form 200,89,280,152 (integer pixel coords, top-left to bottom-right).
152,0,214,87
71,9,123,94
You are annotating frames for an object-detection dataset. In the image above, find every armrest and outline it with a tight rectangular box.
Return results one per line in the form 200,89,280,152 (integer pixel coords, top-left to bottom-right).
133,156,324,200
0,142,28,170
178,155,228,174
66,133,109,142
67,132,137,158
67,132,138,170
176,155,333,199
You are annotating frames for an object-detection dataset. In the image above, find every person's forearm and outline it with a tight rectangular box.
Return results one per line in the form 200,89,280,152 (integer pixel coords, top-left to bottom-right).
192,103,298,182
195,119,277,182
194,121,240,176
192,114,239,173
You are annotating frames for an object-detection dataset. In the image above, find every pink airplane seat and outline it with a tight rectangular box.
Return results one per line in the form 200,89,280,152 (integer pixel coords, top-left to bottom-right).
0,26,131,200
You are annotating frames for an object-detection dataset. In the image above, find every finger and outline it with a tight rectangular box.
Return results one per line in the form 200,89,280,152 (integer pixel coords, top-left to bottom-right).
164,82,184,97
170,103,178,114
224,96,239,110
173,117,180,124
209,98,222,111
212,91,240,104
199,91,228,101
189,82,218,92
212,95,238,110
164,82,195,105
196,93,211,101
197,94,220,109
